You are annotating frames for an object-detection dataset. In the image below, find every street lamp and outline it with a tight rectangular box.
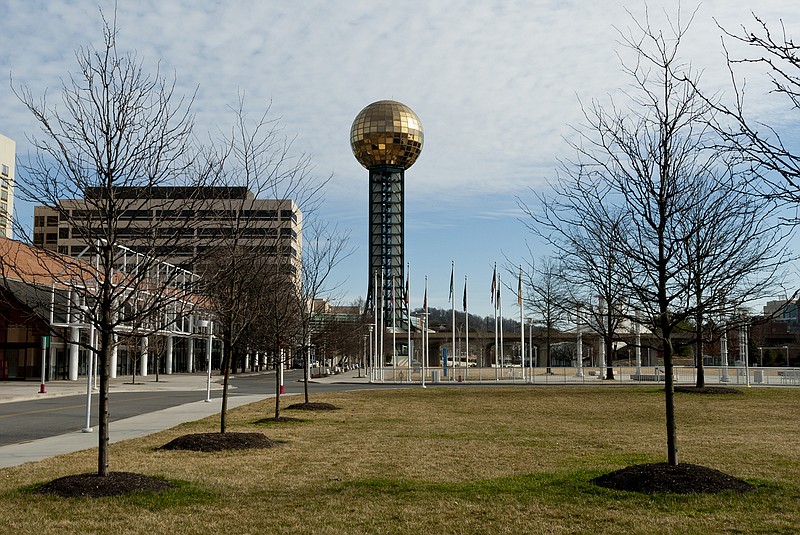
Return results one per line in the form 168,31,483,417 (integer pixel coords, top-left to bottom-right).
198,318,214,402
368,324,374,383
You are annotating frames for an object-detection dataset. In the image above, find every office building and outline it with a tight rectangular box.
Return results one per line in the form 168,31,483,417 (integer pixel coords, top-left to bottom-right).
0,134,15,239
32,187,301,276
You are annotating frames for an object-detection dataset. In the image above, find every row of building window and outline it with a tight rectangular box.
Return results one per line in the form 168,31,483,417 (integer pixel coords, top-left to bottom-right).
54,243,298,258
50,226,297,241
39,208,298,223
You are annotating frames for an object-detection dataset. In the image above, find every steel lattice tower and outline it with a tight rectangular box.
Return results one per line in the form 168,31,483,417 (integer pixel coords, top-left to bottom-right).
350,100,423,327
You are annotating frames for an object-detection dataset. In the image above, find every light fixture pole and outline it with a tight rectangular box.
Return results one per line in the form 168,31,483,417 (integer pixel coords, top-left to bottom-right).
368,324,374,384
198,319,213,402
82,312,95,433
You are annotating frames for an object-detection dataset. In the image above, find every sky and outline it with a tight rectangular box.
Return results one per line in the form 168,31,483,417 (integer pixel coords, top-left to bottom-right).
2,0,799,318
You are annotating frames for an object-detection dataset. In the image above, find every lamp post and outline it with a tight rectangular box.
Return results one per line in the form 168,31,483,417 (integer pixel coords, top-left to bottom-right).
368,324,374,384
39,335,49,394
198,319,213,402
360,334,366,378
785,345,790,367
82,304,94,433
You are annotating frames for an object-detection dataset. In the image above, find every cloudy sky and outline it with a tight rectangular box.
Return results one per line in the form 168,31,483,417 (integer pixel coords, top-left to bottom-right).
2,0,798,317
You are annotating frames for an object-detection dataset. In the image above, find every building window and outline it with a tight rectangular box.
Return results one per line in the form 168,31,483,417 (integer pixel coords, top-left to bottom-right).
58,246,69,254
45,232,58,244
59,227,70,239
1,164,8,176
33,233,44,245
46,215,59,226
0,190,7,201
34,216,45,227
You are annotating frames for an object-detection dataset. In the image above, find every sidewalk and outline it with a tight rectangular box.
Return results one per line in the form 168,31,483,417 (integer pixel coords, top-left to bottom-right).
0,372,225,405
0,372,257,469
0,369,374,469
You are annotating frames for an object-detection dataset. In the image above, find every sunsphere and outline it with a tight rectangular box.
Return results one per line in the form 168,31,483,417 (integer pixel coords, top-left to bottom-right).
350,100,423,170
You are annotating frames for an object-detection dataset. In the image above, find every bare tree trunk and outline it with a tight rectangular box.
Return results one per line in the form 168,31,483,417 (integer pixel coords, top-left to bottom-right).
605,311,615,380
663,337,678,465
221,334,232,433
303,346,310,404
274,342,282,419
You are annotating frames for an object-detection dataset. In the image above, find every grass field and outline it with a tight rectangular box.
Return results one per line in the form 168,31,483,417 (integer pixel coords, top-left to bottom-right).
1,386,799,534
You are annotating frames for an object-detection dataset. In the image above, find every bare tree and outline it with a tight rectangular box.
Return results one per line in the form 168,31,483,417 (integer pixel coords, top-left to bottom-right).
8,15,211,477
678,170,788,387
521,191,631,380
710,15,800,207
539,10,789,466
292,219,352,404
522,254,568,374
200,97,326,429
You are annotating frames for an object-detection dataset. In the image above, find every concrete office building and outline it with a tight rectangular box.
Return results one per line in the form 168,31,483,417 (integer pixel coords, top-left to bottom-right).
0,134,15,239
32,187,302,276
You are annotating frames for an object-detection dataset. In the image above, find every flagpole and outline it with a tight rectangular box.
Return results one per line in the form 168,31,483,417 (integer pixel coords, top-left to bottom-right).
373,270,378,383
492,263,498,382
406,263,411,383
422,275,428,388
499,271,504,381
392,274,397,382
464,275,469,381
519,266,526,384
380,268,384,382
450,261,455,382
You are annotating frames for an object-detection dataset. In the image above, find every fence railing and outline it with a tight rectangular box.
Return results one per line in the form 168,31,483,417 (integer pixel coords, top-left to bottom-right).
362,365,800,386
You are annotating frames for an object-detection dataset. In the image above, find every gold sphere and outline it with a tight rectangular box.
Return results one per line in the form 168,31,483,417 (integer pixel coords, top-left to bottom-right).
350,100,423,170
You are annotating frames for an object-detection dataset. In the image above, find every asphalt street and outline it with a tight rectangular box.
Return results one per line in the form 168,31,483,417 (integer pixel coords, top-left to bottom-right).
0,369,402,447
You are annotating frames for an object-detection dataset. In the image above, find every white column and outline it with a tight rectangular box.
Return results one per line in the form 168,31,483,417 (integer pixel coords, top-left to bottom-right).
110,335,118,379
68,325,80,381
245,351,250,372
187,337,195,373
720,325,730,382
48,343,56,381
635,320,642,376
576,332,584,377
140,337,149,377
741,323,750,387
166,335,174,375
598,340,606,379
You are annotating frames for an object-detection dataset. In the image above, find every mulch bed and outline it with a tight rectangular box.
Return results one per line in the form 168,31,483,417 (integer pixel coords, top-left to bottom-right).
285,402,340,411
158,432,277,452
591,463,755,494
255,416,304,424
674,386,744,395
34,471,175,498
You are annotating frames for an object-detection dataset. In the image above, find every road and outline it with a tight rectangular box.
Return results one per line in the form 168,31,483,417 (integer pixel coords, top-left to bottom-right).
0,370,399,447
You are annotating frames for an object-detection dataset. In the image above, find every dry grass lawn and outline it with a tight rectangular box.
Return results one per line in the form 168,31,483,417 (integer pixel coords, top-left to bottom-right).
1,386,798,534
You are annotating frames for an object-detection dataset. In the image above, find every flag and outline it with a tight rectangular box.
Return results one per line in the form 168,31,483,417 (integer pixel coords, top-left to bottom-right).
490,264,496,305
404,272,409,307
423,276,428,311
518,267,523,306
463,276,468,312
449,261,454,301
